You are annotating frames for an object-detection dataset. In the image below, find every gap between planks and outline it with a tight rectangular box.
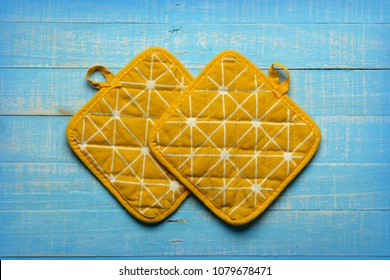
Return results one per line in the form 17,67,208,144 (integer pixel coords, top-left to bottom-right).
0,21,389,25
0,209,388,213
0,66,389,70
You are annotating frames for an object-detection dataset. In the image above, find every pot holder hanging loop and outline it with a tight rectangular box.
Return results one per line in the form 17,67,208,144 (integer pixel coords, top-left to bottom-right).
86,65,121,89
149,50,320,226
67,47,194,223
268,62,290,97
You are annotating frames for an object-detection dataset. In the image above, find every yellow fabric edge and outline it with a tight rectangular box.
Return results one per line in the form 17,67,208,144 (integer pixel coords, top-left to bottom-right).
66,47,193,223
149,50,321,226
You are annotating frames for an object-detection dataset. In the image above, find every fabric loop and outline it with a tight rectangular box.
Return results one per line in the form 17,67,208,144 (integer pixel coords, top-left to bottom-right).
148,50,321,225
86,65,116,89
268,62,290,97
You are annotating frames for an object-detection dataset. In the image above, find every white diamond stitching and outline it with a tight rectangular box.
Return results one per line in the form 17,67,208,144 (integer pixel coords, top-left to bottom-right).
74,53,188,217
158,57,314,216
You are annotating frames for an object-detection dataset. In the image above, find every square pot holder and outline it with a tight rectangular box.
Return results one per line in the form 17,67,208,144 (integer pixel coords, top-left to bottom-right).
66,47,193,223
149,50,321,225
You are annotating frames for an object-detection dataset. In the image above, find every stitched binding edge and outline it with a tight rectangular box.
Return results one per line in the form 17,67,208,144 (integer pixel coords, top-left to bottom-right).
66,47,194,223
149,50,321,226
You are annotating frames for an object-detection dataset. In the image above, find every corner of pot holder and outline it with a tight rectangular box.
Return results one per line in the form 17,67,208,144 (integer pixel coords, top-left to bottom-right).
149,50,321,226
66,47,193,223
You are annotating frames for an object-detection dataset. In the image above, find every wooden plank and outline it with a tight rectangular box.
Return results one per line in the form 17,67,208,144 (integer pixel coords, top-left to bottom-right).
169,0,390,24
0,116,388,164
1,162,389,211
0,0,169,23
1,0,389,261
1,69,389,116
168,24,390,69
0,210,388,257
0,23,169,68
0,23,389,68
1,0,388,24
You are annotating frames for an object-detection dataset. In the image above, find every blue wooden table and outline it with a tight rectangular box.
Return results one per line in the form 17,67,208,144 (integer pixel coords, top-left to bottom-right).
0,0,389,259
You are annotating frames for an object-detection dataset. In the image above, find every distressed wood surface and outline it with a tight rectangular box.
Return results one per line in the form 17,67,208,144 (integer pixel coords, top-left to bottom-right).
1,116,389,164
1,23,389,68
1,0,388,23
0,0,389,259
1,162,389,211
1,210,389,258
1,69,389,116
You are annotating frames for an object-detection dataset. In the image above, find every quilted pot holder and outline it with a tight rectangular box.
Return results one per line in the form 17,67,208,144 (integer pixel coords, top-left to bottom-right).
149,50,321,225
66,47,193,223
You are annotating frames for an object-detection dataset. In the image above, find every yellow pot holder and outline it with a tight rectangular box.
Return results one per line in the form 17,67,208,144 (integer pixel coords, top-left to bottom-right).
66,47,193,223
149,50,321,225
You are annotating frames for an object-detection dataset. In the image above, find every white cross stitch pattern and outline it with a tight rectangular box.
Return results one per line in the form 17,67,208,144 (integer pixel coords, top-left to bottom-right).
71,52,191,219
154,55,316,220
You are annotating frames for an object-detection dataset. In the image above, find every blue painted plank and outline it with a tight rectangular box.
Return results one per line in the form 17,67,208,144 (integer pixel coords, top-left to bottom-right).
5,256,390,260
1,69,389,117
0,209,389,257
0,0,169,23
167,23,390,69
0,23,169,68
1,163,388,211
1,0,388,24
169,0,390,24
0,23,388,68
1,0,389,261
0,116,388,164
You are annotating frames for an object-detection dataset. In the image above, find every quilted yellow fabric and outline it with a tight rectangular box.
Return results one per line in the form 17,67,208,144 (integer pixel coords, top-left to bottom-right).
66,47,193,223
149,50,321,225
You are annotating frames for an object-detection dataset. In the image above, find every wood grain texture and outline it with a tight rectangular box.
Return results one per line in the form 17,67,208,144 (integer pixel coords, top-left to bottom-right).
1,116,389,164
1,210,389,258
0,23,389,68
1,162,389,211
0,0,169,23
0,0,389,259
169,0,390,24
1,69,389,116
1,0,388,23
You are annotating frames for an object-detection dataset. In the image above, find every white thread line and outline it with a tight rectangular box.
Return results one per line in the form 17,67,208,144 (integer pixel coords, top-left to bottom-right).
113,150,143,180
121,87,146,115
221,58,225,86
110,89,119,177
119,88,147,114
165,120,307,126
207,76,220,88
168,87,262,169
102,97,113,111
81,117,86,143
153,53,183,85
164,153,303,159
117,118,143,146
161,124,188,153
229,158,285,216
154,64,174,83
84,115,113,145
147,152,171,181
80,144,140,151
153,88,171,108
121,81,183,88
155,57,315,217
135,66,148,81
226,67,248,88
193,89,271,93
293,132,314,152
76,52,190,215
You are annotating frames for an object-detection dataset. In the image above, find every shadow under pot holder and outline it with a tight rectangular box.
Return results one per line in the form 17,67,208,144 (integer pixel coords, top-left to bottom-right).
66,47,193,223
149,50,321,226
